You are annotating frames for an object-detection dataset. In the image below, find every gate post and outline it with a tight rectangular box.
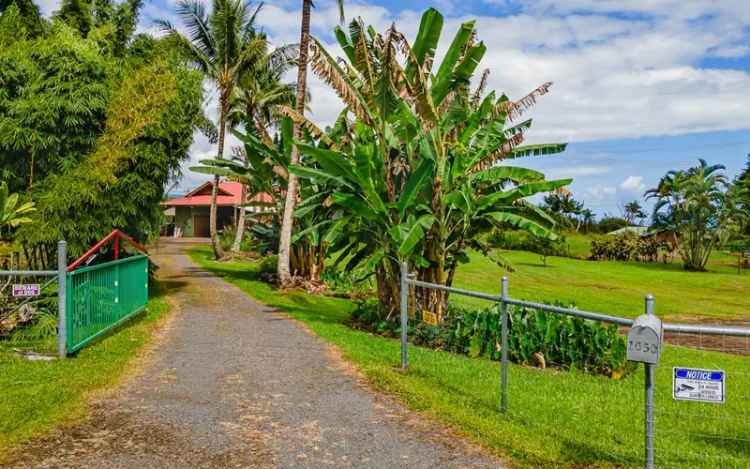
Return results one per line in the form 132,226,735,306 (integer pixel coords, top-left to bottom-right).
57,241,67,359
644,294,656,469
400,261,409,370
500,276,509,413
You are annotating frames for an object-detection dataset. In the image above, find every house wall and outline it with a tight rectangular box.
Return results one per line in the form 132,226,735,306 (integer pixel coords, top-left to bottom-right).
173,206,236,237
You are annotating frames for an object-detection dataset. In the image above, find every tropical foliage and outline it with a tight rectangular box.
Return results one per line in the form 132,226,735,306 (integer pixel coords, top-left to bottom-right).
0,0,207,265
289,9,569,316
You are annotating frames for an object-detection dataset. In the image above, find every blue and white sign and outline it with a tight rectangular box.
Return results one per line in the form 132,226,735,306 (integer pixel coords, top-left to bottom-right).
673,367,725,404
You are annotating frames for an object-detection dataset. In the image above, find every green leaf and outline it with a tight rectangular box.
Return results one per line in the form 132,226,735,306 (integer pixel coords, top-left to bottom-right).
487,212,554,239
505,143,568,159
406,8,443,79
397,158,433,218
288,165,353,190
433,20,475,90
397,222,426,257
332,192,377,220
472,166,545,184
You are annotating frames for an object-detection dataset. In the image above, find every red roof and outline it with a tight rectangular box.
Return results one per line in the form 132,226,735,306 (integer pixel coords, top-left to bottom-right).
162,181,274,207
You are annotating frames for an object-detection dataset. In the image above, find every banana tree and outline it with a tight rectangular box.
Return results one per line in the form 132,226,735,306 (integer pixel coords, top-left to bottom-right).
289,9,570,317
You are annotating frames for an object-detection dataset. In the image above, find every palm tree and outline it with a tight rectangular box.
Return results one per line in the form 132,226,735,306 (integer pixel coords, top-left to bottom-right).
646,159,729,271
623,200,646,225
227,36,296,254
277,0,344,285
158,0,266,259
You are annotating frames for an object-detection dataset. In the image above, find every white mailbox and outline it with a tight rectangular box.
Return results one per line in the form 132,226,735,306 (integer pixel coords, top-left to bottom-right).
627,314,662,364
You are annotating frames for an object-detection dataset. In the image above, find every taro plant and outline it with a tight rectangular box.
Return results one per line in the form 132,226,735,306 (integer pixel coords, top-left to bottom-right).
289,9,570,318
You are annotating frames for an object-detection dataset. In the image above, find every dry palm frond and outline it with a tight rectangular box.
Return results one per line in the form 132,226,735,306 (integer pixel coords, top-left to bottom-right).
274,106,336,149
309,38,372,124
470,132,525,172
497,82,553,121
471,69,490,109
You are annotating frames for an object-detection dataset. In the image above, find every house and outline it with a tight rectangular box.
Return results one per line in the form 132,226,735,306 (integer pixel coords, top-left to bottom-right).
161,181,273,238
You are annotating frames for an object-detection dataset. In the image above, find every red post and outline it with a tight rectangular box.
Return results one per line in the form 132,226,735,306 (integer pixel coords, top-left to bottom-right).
114,237,120,261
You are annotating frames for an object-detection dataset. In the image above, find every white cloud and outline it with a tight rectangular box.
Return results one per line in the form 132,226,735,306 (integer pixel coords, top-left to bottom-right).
583,184,617,202
620,175,645,192
545,165,611,178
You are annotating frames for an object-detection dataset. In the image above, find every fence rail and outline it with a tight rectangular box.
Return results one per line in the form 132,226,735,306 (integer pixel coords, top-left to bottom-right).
66,255,149,353
400,262,750,469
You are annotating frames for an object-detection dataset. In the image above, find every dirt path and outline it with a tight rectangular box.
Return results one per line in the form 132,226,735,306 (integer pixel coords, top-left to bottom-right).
6,240,501,468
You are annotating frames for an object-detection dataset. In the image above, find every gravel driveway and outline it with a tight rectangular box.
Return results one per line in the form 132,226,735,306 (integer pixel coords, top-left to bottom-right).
6,240,501,468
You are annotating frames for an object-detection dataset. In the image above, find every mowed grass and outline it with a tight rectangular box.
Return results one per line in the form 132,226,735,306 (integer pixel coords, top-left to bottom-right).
0,286,171,459
453,249,750,321
189,245,750,468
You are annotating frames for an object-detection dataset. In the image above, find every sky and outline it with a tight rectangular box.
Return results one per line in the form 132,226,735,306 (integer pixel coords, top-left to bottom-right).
38,0,750,216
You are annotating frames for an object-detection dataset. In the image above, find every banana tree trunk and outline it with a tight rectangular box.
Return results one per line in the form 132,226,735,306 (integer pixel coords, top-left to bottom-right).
278,0,312,286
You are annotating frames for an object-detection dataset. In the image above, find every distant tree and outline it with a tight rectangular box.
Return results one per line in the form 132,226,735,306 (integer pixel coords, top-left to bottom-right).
543,192,584,231
579,208,596,233
597,215,629,234
646,159,735,271
622,200,647,225
737,155,750,235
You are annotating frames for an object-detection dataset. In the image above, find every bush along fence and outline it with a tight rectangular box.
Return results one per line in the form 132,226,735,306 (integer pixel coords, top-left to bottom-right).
399,262,750,469
0,236,149,358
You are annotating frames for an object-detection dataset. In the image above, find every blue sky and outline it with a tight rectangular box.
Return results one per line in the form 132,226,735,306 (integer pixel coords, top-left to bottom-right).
40,0,750,216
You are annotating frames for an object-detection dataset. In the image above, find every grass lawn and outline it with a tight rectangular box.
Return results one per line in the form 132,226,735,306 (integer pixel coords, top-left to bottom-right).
189,245,750,468
0,285,171,460
453,249,750,321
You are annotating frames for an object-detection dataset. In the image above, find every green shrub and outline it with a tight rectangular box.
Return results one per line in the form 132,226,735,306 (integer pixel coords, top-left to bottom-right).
350,301,632,378
590,234,668,262
258,255,278,275
488,229,569,262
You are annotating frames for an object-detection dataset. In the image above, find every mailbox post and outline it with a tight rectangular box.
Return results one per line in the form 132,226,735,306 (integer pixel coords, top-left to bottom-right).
628,294,662,469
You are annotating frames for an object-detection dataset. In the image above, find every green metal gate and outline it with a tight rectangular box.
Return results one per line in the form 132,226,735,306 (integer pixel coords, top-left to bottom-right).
66,255,149,353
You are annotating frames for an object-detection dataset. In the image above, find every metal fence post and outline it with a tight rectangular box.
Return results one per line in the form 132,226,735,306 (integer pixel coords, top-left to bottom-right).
500,276,509,413
644,294,656,469
400,261,409,370
57,240,67,359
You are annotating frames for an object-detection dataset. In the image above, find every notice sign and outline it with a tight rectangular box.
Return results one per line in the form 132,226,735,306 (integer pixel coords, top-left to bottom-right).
673,367,725,404
12,284,41,298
